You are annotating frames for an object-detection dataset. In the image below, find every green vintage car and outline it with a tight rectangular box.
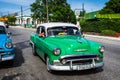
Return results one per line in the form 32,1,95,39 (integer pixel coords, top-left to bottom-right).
30,22,104,72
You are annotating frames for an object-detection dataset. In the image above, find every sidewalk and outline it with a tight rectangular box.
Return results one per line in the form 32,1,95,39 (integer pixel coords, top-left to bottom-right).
84,34,120,41
10,26,36,30
10,26,25,28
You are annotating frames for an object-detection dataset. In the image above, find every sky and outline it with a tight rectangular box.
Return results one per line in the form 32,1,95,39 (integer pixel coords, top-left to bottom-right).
0,0,109,16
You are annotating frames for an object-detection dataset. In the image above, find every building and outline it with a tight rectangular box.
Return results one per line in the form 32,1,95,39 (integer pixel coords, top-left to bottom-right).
15,15,35,28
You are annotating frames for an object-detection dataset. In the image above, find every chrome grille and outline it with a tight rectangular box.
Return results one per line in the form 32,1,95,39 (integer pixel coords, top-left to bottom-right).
60,54,98,65
66,59,93,65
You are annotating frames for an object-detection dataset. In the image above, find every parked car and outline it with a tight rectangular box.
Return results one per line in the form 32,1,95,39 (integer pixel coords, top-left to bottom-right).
0,21,9,28
0,22,5,26
30,22,104,72
0,22,14,63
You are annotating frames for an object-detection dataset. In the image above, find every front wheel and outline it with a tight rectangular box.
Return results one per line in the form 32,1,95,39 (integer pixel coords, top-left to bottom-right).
32,45,37,56
92,66,103,72
96,66,103,71
46,57,52,72
6,59,14,66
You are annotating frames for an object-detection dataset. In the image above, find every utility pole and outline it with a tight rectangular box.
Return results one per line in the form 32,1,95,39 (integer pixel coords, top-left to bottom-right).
21,6,23,25
46,0,49,22
82,3,85,17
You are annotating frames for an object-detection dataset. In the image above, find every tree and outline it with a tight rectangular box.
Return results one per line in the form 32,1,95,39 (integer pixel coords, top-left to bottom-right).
7,16,16,24
49,0,76,23
30,0,76,24
100,0,120,14
30,0,46,23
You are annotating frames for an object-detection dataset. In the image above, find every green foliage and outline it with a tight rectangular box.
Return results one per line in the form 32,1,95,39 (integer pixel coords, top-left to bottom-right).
100,0,120,14
82,0,120,35
81,21,101,33
30,0,46,22
80,10,85,17
7,16,16,24
101,30,116,36
81,19,120,33
30,0,76,23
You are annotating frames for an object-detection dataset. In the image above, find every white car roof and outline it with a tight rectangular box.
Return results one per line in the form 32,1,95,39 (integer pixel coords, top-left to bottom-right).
37,22,78,29
0,22,5,26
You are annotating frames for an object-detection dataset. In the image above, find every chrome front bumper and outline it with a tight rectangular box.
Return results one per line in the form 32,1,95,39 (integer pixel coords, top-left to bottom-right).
48,61,104,71
48,54,104,71
1,54,15,61
0,53,15,62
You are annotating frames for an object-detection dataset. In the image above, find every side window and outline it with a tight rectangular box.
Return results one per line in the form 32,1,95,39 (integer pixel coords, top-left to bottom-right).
40,27,45,37
41,27,45,33
0,26,6,34
37,26,46,37
36,27,40,34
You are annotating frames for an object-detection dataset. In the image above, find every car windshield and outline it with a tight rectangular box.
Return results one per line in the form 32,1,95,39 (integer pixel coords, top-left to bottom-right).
47,26,80,36
0,26,6,34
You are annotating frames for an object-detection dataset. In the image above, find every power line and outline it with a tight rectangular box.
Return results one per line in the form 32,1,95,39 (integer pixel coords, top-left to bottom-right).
14,7,30,16
23,8,30,11
1,7,31,17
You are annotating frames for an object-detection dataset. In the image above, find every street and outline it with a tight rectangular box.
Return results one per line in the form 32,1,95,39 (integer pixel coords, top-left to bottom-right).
0,27,120,80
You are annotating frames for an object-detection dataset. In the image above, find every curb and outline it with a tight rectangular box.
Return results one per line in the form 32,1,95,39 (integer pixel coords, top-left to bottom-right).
84,34,120,41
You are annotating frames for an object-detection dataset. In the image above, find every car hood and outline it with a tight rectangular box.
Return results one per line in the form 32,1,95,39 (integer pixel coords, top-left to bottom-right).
45,36,92,55
0,34,7,46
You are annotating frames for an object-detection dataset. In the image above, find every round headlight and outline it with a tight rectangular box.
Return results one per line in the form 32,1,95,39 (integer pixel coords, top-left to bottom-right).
99,46,105,53
53,48,61,56
6,42,12,48
61,59,67,64
96,57,100,61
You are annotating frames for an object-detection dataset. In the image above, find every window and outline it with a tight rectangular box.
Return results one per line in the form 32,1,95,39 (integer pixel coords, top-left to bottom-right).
36,27,40,34
0,26,6,34
36,26,45,37
47,26,80,36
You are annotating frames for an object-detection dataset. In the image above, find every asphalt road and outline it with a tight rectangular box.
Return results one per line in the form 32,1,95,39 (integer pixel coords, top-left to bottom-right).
0,27,120,80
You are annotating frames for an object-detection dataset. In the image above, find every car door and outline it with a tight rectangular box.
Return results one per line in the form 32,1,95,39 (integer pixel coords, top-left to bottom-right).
36,26,46,59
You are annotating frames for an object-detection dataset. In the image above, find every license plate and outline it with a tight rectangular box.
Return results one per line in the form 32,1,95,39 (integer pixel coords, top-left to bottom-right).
77,64,93,70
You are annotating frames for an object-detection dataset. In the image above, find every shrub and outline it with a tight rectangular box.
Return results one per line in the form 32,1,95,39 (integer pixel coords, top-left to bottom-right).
81,21,101,33
101,30,116,36
81,19,120,33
